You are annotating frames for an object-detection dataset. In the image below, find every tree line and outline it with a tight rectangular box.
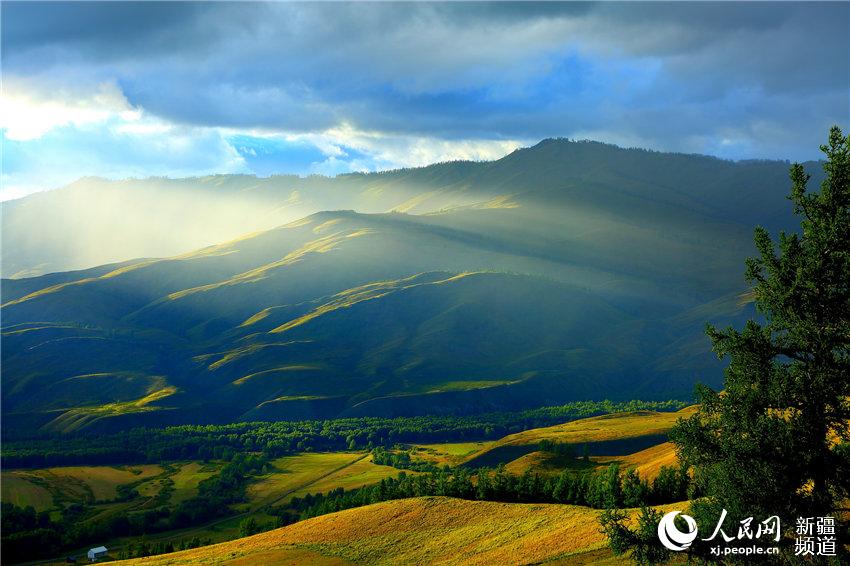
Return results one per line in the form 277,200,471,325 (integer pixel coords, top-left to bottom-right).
288,462,693,520
3,399,686,468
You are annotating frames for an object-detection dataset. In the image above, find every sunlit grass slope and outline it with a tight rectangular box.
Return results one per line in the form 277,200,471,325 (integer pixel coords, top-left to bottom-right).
7,259,677,433
246,452,403,509
118,496,627,565
462,407,694,469
0,473,55,512
501,442,679,481
485,407,694,449
615,441,679,481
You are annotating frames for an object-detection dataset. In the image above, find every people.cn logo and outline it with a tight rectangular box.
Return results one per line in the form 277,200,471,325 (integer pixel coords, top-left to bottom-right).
657,510,698,551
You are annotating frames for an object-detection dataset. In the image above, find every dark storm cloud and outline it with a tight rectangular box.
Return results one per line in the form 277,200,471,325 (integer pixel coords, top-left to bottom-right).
2,1,848,160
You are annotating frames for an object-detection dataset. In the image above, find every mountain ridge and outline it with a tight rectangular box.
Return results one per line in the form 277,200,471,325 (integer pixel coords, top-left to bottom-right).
2,138,821,277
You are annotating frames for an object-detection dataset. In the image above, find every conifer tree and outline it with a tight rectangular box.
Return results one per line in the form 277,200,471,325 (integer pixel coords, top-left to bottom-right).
603,127,850,562
671,127,849,559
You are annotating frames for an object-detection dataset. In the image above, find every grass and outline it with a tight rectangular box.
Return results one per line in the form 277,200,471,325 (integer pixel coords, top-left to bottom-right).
0,462,219,518
285,456,403,501
1,465,163,511
503,451,590,477
14,407,694,563
501,446,678,480
1,472,54,511
409,442,490,467
205,341,308,369
247,453,368,508
0,323,95,336
390,190,442,213
170,462,224,504
53,465,162,501
0,260,158,307
463,407,695,469
269,271,479,334
497,407,695,446
37,453,401,560
312,218,343,234
424,380,518,393
168,230,371,301
81,500,139,526
256,395,331,405
233,365,322,386
41,386,178,433
132,462,223,504
247,452,402,509
115,496,671,565
611,441,679,481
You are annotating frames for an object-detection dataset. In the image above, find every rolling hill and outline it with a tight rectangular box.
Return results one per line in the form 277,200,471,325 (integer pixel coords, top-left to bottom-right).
461,407,693,469
2,139,814,435
115,496,634,565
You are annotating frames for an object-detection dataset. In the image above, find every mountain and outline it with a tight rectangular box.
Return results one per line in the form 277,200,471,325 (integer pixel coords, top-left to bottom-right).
1,140,820,436
0,163,492,278
2,140,813,278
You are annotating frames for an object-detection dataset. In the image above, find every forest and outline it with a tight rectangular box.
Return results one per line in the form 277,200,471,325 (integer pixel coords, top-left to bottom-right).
2,399,686,468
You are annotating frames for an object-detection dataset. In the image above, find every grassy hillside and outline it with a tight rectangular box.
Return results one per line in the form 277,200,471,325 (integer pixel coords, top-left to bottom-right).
408,442,489,467
246,452,403,509
1,247,718,434
116,496,637,565
461,407,694,469
615,442,678,481
367,408,688,479
0,463,211,514
481,407,696,447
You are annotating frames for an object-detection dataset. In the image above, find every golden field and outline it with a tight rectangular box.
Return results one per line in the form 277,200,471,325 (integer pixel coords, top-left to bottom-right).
246,452,403,509
461,408,694,469
502,442,679,481
482,408,695,449
116,496,659,565
614,442,679,481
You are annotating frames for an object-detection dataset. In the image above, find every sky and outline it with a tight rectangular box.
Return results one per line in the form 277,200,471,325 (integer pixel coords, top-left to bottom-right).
1,1,848,200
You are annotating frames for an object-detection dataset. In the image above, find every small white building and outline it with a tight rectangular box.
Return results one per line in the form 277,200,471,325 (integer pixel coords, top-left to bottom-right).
87,546,108,562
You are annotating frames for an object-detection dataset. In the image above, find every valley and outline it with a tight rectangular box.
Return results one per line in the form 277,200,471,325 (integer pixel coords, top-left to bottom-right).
2,407,691,564
5,4,846,563
3,140,841,565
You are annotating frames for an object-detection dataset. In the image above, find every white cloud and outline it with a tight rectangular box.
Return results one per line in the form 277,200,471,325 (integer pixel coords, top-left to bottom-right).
115,120,172,135
0,79,138,141
298,123,525,170
217,122,525,175
0,81,522,201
